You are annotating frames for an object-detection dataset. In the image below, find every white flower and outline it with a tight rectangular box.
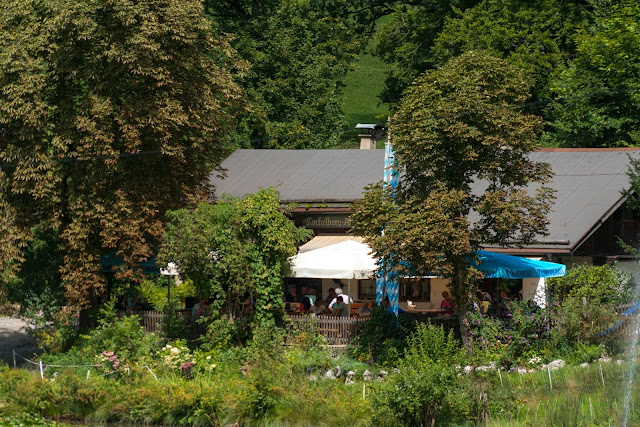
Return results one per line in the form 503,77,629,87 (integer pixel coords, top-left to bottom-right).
171,347,180,354
206,356,211,360
166,344,172,349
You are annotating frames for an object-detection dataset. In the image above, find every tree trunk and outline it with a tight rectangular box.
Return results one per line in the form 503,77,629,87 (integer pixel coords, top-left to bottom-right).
450,256,473,348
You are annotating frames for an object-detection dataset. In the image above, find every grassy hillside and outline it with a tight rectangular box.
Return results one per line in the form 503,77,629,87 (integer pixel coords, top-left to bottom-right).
341,47,389,148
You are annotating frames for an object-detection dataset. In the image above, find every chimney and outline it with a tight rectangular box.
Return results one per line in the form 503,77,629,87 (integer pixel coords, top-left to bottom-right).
355,123,384,149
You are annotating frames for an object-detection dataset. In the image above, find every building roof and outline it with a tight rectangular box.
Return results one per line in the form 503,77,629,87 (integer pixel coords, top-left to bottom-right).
210,148,640,254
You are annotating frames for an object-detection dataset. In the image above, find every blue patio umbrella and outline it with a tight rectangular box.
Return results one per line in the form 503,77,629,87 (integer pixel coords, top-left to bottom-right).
470,250,566,279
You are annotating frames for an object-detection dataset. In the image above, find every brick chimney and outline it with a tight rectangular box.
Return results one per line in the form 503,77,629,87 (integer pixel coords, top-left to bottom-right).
355,123,384,149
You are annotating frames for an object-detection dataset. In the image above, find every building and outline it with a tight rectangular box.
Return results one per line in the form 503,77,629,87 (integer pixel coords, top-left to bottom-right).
210,147,640,309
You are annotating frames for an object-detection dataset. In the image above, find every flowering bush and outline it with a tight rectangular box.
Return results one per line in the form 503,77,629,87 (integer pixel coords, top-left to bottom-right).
157,341,218,375
95,351,130,376
468,300,559,366
159,340,194,370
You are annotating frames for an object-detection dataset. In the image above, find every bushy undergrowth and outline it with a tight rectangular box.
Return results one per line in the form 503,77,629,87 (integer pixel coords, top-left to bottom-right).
350,307,459,365
372,323,471,426
3,267,638,427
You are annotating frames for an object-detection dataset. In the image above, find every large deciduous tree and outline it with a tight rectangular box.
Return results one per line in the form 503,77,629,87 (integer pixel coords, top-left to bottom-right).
158,188,311,326
350,51,554,344
0,0,245,315
543,1,640,147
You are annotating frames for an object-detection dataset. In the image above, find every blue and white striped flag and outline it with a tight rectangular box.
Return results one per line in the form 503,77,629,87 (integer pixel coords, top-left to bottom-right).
376,131,400,316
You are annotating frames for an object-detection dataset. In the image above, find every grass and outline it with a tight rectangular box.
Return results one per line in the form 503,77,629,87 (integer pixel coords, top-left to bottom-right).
481,361,640,426
342,50,389,128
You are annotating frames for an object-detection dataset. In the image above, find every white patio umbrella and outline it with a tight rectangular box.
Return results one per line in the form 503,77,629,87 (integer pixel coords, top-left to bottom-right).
287,239,378,298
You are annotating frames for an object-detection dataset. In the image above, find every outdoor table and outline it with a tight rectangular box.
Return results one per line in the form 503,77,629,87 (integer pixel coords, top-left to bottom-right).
405,308,446,317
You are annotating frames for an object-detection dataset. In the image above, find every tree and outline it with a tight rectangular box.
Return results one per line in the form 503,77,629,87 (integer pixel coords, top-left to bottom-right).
543,1,640,147
0,0,245,315
373,0,480,105
4,228,64,324
158,188,311,326
206,0,385,148
431,0,590,114
350,51,554,345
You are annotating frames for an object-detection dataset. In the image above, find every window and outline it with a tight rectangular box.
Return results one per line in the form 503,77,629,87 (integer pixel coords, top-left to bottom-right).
400,278,431,302
358,279,376,300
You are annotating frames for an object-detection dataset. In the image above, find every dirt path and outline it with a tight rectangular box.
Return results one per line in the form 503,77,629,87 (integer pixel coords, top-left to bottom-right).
0,317,41,366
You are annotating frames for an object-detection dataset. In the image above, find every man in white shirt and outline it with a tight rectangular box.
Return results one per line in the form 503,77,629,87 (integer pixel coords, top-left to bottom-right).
328,288,352,315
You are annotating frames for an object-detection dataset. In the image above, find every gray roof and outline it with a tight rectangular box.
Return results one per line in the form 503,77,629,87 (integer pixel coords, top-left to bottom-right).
212,149,384,203
210,148,640,253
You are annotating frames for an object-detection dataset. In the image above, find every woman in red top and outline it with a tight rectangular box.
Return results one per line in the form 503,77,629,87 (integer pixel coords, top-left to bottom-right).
440,291,454,315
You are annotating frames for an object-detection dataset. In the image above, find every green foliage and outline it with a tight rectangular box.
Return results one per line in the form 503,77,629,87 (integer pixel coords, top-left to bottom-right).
0,0,246,312
207,0,380,149
138,278,196,311
468,301,559,366
350,307,413,365
75,300,161,366
544,1,640,147
404,323,464,367
160,305,191,342
432,0,589,113
372,324,470,426
287,315,328,351
159,188,311,329
4,228,64,324
200,316,251,351
373,0,481,105
550,264,631,305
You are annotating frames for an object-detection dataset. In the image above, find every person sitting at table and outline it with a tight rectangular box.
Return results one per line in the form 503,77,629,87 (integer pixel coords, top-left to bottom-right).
311,299,328,315
300,296,312,313
304,288,317,306
285,287,297,303
440,291,454,316
192,298,208,318
383,297,405,315
358,299,373,317
325,288,336,306
328,288,353,312
332,295,350,317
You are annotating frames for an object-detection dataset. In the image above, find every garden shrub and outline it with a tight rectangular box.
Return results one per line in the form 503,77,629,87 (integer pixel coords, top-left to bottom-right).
549,264,632,346
35,323,78,354
372,323,470,426
70,300,161,369
287,315,327,351
161,303,190,341
350,307,414,365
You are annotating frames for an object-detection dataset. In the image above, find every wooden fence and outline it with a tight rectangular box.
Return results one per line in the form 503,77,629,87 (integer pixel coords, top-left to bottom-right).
117,310,191,334
287,315,366,347
119,310,460,347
